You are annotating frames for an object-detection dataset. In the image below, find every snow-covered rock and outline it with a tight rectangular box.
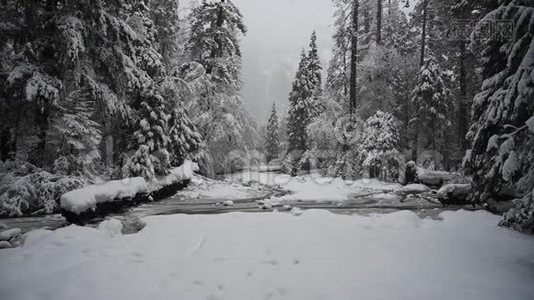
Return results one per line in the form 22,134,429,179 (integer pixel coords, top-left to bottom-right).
120,217,146,234
417,168,470,188
437,184,471,198
97,219,123,236
60,177,148,215
0,241,12,249
290,207,303,216
222,200,234,207
437,184,473,206
257,197,282,210
396,184,430,196
282,205,292,211
260,203,272,210
0,228,21,241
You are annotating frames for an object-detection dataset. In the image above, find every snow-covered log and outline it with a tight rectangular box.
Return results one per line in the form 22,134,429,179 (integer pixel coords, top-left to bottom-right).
60,161,198,224
417,168,470,188
60,177,149,215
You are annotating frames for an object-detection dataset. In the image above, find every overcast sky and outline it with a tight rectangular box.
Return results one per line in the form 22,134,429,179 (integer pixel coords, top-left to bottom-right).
232,0,336,124
182,0,414,124
183,0,336,124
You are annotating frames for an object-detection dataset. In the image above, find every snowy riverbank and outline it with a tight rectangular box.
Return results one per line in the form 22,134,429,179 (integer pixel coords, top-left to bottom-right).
1,210,533,300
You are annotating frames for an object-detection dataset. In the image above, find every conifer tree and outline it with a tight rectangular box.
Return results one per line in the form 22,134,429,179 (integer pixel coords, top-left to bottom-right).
265,103,280,163
307,31,324,117
464,0,534,233
151,0,182,71
160,77,203,166
358,111,402,181
123,87,171,179
287,51,312,154
187,0,247,91
326,0,352,111
409,51,452,160
185,0,258,175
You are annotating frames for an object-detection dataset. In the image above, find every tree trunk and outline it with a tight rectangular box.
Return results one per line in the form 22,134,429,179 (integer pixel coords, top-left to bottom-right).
207,0,226,75
104,120,114,167
349,0,359,115
363,5,370,44
458,42,469,150
420,0,428,67
376,0,382,45
412,130,419,162
0,129,12,161
414,0,429,162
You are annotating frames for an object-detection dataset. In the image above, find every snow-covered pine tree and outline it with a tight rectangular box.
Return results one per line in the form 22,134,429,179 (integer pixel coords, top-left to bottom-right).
383,0,415,51
410,0,456,67
122,87,171,179
287,51,313,155
409,51,452,165
359,44,401,120
307,31,324,117
46,89,102,176
464,0,534,233
0,0,159,173
148,0,204,168
150,0,182,71
379,0,419,137
326,0,351,111
160,77,203,167
358,111,402,181
265,103,280,163
185,0,259,176
187,0,247,91
305,96,345,174
286,32,324,164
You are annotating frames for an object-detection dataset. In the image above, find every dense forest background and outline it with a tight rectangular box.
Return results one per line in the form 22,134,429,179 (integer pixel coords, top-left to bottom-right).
264,0,533,232
0,0,533,232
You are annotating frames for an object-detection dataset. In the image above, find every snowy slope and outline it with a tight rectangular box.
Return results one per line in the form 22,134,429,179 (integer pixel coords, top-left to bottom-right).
1,210,533,300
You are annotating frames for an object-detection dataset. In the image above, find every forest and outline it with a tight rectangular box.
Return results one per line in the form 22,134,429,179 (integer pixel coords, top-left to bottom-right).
2,0,531,232
0,0,534,299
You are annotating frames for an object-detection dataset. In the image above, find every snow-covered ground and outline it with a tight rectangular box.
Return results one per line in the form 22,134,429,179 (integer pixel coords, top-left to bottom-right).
174,175,268,200
1,210,533,300
228,171,403,202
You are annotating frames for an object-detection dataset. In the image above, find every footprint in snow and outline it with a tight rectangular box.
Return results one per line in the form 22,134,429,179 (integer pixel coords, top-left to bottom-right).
261,259,279,266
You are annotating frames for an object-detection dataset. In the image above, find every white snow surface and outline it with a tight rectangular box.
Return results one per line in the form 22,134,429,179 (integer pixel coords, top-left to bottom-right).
229,171,402,202
1,210,534,300
61,161,199,214
176,175,265,200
